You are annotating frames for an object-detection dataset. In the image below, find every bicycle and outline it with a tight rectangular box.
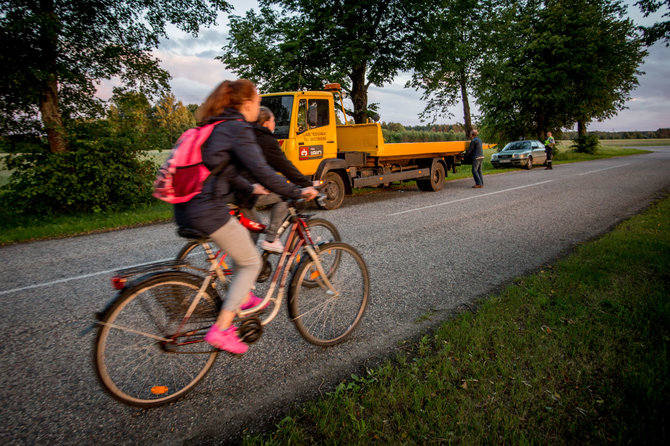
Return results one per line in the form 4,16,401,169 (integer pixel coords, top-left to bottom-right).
175,202,341,283
93,199,369,407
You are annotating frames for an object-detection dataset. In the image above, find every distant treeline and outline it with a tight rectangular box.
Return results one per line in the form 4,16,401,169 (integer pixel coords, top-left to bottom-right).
381,122,466,142
561,128,670,139
381,122,670,142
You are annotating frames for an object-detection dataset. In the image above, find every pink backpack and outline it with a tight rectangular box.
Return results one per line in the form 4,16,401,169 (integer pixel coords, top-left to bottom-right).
153,120,227,203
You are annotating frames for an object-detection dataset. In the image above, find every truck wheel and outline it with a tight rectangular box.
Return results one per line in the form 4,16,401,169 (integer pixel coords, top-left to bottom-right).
318,171,345,210
416,163,445,192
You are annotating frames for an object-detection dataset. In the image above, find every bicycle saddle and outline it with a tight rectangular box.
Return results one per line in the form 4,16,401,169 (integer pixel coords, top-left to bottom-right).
177,226,209,240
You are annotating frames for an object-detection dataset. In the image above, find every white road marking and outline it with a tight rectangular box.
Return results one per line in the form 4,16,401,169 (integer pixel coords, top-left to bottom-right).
0,258,173,296
389,180,554,217
576,163,630,176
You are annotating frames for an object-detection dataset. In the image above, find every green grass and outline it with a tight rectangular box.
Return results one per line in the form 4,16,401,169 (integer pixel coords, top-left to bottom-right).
241,193,670,445
360,143,652,195
0,202,172,245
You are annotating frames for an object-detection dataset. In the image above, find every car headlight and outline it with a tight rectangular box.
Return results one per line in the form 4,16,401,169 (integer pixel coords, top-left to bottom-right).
491,154,498,160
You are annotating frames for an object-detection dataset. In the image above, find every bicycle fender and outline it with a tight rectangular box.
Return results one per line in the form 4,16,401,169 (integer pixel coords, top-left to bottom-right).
95,271,208,322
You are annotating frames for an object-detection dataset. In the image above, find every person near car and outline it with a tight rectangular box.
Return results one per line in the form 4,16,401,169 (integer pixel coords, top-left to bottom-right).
251,106,320,253
174,79,319,354
544,131,555,170
466,129,484,188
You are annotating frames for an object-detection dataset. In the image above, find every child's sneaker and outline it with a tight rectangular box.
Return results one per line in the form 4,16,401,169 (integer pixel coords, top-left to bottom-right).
204,325,248,354
240,291,269,311
260,238,284,253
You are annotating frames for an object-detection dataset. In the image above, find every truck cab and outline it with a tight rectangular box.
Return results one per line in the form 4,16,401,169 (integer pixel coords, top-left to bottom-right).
260,90,338,178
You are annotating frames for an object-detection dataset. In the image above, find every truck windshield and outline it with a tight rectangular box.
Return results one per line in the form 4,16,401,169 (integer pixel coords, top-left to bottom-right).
261,95,293,140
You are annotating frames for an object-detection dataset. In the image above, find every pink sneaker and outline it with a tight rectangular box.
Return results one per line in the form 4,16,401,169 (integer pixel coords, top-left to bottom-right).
240,291,269,311
204,325,248,354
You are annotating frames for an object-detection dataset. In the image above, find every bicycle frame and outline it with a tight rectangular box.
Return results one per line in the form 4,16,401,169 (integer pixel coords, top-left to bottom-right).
99,202,338,350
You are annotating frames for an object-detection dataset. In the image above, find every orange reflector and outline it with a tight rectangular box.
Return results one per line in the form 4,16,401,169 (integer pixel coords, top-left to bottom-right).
296,254,301,263
310,271,320,280
151,386,168,395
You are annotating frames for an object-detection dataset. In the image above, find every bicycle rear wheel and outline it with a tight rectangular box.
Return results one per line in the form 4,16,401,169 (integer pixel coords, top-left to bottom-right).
94,272,220,407
176,241,216,275
288,217,341,248
289,242,369,346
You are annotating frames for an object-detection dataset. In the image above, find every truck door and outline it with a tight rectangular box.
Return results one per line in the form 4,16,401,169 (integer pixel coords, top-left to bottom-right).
294,97,337,176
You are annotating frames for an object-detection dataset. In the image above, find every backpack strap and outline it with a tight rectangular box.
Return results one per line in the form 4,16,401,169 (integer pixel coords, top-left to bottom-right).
201,118,244,188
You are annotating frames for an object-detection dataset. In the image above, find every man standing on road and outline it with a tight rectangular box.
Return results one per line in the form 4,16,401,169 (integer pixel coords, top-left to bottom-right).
544,132,555,170
466,129,484,188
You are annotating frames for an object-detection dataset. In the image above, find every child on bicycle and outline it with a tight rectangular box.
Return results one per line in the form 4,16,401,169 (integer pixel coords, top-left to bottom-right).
175,79,318,354
251,106,320,253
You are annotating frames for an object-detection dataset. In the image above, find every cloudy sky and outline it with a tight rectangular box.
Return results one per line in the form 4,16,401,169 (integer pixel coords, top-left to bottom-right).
102,0,669,132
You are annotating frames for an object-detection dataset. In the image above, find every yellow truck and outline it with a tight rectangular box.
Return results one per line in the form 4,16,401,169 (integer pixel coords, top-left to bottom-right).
261,84,468,209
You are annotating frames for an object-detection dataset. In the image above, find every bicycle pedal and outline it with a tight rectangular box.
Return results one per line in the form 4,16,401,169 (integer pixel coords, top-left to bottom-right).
238,317,263,344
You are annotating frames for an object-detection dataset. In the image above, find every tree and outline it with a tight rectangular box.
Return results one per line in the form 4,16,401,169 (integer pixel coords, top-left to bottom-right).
408,0,490,138
476,0,646,144
636,0,670,45
0,0,231,153
221,0,426,123
152,93,197,150
554,0,647,139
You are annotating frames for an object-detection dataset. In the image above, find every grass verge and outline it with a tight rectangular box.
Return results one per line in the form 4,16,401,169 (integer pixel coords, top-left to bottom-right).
242,194,670,445
0,202,172,245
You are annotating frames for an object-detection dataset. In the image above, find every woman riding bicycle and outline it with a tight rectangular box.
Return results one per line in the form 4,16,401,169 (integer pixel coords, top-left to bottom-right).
174,79,318,354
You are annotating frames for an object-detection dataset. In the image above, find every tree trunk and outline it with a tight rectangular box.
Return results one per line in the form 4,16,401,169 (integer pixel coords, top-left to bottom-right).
38,0,67,153
459,69,472,138
40,76,67,153
577,119,587,138
350,63,368,124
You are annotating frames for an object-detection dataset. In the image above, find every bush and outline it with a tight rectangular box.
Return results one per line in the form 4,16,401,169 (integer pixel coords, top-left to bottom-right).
572,134,600,154
0,121,156,215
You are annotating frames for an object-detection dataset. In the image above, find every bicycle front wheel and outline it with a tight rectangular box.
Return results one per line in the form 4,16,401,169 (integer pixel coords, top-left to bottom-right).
291,218,342,288
94,272,220,407
289,242,369,346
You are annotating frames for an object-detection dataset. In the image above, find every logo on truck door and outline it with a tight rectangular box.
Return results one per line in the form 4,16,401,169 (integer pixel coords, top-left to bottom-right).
299,144,324,160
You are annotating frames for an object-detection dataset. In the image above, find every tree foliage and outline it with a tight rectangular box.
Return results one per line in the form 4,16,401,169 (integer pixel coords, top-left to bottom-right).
221,0,426,123
2,120,157,215
0,0,230,153
636,0,670,45
408,0,490,137
475,0,646,144
1,90,196,215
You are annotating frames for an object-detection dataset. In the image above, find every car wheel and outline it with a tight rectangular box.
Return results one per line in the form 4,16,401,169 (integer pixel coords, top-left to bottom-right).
525,156,533,169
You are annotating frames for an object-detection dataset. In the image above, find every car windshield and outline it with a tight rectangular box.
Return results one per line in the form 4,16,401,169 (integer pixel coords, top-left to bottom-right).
503,141,531,151
260,95,294,140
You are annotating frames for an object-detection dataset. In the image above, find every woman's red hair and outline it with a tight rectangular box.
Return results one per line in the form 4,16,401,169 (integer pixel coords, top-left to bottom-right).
196,79,257,124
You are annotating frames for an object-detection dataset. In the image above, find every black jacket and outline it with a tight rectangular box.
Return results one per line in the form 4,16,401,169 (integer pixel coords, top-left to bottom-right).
252,124,313,187
465,136,484,159
174,109,302,235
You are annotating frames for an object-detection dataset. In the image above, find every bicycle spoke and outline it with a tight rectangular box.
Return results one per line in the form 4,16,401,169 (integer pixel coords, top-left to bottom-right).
94,273,219,407
289,243,369,346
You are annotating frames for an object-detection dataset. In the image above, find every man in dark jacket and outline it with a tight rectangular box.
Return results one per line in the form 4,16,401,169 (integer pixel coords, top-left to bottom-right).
465,129,484,188
249,106,318,252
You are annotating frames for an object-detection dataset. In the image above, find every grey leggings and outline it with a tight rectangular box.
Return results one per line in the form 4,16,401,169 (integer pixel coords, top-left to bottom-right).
209,218,262,312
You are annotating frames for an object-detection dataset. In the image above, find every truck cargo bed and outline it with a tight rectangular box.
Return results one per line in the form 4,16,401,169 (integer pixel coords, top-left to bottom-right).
336,123,467,158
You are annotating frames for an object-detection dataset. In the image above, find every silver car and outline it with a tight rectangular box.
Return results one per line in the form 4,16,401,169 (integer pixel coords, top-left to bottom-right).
490,140,547,169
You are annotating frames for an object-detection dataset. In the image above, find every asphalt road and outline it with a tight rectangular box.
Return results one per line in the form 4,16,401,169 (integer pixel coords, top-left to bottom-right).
1,147,669,445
